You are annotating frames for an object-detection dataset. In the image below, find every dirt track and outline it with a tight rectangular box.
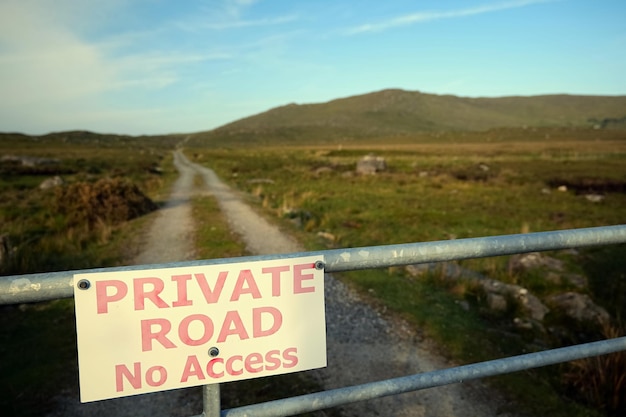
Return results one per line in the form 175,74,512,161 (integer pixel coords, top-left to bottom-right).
49,149,517,417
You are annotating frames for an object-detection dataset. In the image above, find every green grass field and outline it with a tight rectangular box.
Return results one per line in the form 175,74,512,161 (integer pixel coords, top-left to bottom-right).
187,129,626,416
1,127,625,416
0,134,334,416
0,135,179,415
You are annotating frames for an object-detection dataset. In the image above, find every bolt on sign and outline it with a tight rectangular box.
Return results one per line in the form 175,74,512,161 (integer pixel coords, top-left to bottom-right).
73,256,326,402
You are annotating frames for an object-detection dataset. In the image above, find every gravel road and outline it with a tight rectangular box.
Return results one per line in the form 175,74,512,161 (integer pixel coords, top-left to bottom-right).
49,149,517,417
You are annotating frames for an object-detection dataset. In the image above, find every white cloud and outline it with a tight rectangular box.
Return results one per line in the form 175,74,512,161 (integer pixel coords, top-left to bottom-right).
346,0,556,34
0,2,118,106
0,0,230,119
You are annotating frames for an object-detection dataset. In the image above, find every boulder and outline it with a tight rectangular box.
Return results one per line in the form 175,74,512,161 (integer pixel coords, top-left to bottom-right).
508,252,565,272
405,262,549,321
509,252,588,290
1,155,60,166
314,167,334,176
546,292,610,327
247,178,275,184
564,273,587,289
39,175,64,190
317,231,336,242
481,279,549,321
487,293,508,312
584,194,605,203
356,155,386,175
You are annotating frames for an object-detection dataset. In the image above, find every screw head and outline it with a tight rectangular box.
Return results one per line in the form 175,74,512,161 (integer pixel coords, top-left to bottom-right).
208,347,219,357
77,279,91,290
314,260,325,270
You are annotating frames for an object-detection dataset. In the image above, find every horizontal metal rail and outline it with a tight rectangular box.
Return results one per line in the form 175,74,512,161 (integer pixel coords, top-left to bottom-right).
1,224,625,305
2,224,626,416
211,336,626,417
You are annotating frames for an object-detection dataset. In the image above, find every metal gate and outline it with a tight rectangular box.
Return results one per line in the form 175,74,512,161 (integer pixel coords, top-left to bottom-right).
2,225,625,416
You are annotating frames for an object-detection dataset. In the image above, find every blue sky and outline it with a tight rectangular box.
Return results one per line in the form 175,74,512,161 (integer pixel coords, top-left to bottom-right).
1,0,625,135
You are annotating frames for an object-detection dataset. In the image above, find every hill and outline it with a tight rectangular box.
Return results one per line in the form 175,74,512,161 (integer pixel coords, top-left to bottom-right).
0,130,181,149
190,89,626,146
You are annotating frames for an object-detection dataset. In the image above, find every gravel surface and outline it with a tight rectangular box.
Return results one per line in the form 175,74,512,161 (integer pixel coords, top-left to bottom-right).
48,149,518,417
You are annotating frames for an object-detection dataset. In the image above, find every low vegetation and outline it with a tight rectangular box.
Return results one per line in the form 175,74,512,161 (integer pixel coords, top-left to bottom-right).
0,133,179,415
1,125,625,416
188,127,626,416
192,89,626,147
0,133,334,416
0,133,178,274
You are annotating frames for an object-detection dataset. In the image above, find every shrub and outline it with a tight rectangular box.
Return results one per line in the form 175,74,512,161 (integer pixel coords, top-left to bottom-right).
563,324,626,416
54,178,157,226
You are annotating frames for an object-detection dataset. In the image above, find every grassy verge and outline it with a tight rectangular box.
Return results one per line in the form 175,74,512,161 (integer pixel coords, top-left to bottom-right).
0,136,179,416
187,130,625,416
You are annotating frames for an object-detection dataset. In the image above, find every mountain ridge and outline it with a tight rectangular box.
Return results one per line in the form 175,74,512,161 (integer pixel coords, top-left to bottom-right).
191,88,626,146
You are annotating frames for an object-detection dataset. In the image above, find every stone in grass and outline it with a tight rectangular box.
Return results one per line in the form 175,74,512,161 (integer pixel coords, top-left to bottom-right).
356,155,386,175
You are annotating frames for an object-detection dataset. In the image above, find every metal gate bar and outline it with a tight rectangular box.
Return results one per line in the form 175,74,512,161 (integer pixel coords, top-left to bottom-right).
2,224,626,417
203,384,220,417
2,224,625,305
207,336,626,417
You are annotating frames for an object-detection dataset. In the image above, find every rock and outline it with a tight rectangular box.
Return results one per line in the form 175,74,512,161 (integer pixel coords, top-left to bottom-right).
546,272,587,290
564,273,587,289
513,317,534,330
405,262,549,321
482,279,549,321
247,178,275,184
405,263,431,277
516,288,550,321
317,231,336,242
314,167,333,176
39,175,64,190
546,292,610,327
457,300,470,311
557,185,568,192
405,262,476,280
509,252,588,289
545,272,562,285
1,155,60,166
356,155,386,175
487,293,508,312
584,194,605,203
508,252,565,272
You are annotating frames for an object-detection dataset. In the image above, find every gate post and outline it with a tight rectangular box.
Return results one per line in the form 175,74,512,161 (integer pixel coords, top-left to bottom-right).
203,384,220,417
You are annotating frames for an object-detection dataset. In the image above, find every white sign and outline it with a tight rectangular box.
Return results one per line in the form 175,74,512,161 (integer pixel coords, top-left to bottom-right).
74,256,326,402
